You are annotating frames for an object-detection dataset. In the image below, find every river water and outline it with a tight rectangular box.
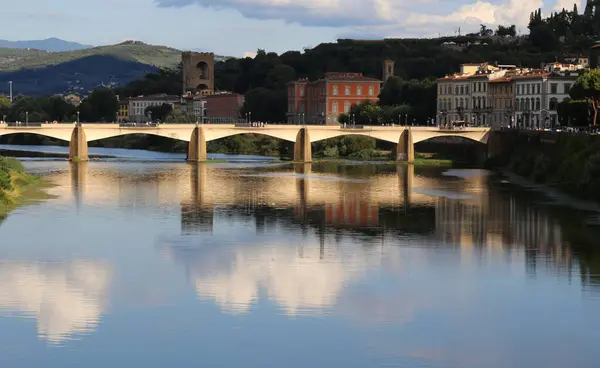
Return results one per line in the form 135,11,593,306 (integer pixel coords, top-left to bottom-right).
1,146,600,368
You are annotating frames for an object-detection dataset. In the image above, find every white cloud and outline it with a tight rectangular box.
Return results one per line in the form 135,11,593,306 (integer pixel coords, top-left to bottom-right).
0,261,111,344
155,0,554,34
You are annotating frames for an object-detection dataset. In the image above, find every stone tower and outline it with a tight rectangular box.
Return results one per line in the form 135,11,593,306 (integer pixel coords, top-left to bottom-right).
182,51,215,95
383,59,395,81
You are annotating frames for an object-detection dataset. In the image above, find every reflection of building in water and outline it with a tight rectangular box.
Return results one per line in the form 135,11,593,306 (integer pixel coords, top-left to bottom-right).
433,183,574,276
325,196,379,228
0,260,111,344
63,161,590,285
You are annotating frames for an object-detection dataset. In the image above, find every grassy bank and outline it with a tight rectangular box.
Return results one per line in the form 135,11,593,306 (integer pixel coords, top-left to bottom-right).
0,157,50,215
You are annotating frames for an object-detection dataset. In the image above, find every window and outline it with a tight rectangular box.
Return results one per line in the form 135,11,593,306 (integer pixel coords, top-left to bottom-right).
483,83,487,92
455,86,459,94
300,87,305,97
536,98,540,110
536,84,540,94
466,86,469,94
344,101,351,112
516,85,520,95
368,86,374,96
551,83,558,94
549,97,558,110
344,86,351,96
526,84,530,94
357,86,362,96
460,86,464,95
332,101,338,113
333,85,339,96
564,83,571,93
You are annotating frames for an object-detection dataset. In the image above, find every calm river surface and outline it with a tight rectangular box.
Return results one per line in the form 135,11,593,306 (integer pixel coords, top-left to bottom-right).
1,147,600,368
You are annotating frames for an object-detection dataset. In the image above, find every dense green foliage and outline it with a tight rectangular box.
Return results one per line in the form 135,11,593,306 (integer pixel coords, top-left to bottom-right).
0,88,117,122
0,156,25,204
488,132,600,201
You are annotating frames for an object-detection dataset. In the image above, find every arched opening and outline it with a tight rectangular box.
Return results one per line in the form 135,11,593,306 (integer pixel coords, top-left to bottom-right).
415,136,486,165
0,133,70,158
312,135,393,160
196,84,209,91
207,133,293,159
196,61,209,79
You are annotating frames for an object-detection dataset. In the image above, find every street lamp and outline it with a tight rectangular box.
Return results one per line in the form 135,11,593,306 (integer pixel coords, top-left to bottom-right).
25,111,28,125
249,111,252,123
8,81,12,103
77,111,80,125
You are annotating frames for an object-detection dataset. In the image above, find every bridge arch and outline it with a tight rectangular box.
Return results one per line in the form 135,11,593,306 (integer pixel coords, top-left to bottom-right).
309,129,401,144
0,129,73,142
411,130,490,144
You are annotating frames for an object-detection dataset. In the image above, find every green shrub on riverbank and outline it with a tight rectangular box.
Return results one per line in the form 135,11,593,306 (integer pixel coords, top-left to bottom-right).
489,133,600,201
0,156,40,207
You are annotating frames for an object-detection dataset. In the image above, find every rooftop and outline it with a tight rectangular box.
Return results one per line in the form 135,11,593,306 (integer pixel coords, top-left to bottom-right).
289,73,381,84
129,94,180,101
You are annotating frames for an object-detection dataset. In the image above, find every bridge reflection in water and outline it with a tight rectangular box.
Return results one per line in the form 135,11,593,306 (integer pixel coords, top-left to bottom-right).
59,162,600,294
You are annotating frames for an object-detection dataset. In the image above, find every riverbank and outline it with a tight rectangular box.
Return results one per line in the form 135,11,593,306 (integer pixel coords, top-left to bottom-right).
486,131,600,202
0,157,51,215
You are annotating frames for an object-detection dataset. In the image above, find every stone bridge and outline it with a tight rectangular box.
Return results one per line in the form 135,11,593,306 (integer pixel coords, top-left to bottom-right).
0,123,492,162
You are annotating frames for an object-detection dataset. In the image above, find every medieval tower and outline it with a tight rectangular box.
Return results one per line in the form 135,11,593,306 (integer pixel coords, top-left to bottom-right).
182,51,215,95
383,59,395,81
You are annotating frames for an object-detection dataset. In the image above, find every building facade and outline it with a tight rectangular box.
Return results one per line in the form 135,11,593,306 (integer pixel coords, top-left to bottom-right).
117,100,129,122
287,73,382,125
204,93,244,124
488,77,514,128
437,62,582,128
128,94,181,122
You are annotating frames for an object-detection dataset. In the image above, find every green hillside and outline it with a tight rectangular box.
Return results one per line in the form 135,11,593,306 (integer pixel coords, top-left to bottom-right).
0,41,182,72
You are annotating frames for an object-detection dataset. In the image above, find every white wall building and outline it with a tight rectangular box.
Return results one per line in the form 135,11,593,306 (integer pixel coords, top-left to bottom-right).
128,94,180,122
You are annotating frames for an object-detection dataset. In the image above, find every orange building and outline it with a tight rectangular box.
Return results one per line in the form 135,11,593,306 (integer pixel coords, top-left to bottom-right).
287,72,382,125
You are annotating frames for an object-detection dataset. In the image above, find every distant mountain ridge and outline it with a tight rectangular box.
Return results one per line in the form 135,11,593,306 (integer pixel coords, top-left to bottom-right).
0,37,93,52
0,40,231,97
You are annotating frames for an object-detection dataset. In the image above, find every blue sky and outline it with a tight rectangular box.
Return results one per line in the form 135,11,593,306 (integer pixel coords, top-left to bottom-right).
3,0,581,56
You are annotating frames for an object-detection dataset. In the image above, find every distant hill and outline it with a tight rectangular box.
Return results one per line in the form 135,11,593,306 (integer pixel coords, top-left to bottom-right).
0,54,159,96
0,41,183,72
0,40,232,96
0,37,93,52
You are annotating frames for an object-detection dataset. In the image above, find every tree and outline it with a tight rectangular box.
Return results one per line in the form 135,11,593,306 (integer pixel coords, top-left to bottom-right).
240,87,286,123
42,96,77,122
164,108,196,124
496,25,517,37
0,95,10,119
571,69,600,125
79,88,118,122
145,103,173,121
378,76,404,106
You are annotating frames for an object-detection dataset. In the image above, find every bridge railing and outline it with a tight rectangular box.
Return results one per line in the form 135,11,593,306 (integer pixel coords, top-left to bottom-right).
3,122,43,127
119,122,160,128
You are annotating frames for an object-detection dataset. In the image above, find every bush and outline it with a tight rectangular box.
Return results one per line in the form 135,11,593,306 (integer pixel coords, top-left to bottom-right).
0,157,25,174
0,170,12,191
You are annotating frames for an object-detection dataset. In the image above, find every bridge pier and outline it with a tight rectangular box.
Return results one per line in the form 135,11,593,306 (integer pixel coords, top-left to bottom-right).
187,126,207,162
396,129,414,162
69,125,88,162
293,128,312,163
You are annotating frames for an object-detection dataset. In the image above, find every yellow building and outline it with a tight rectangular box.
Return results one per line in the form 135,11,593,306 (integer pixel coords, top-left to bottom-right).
117,100,129,122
